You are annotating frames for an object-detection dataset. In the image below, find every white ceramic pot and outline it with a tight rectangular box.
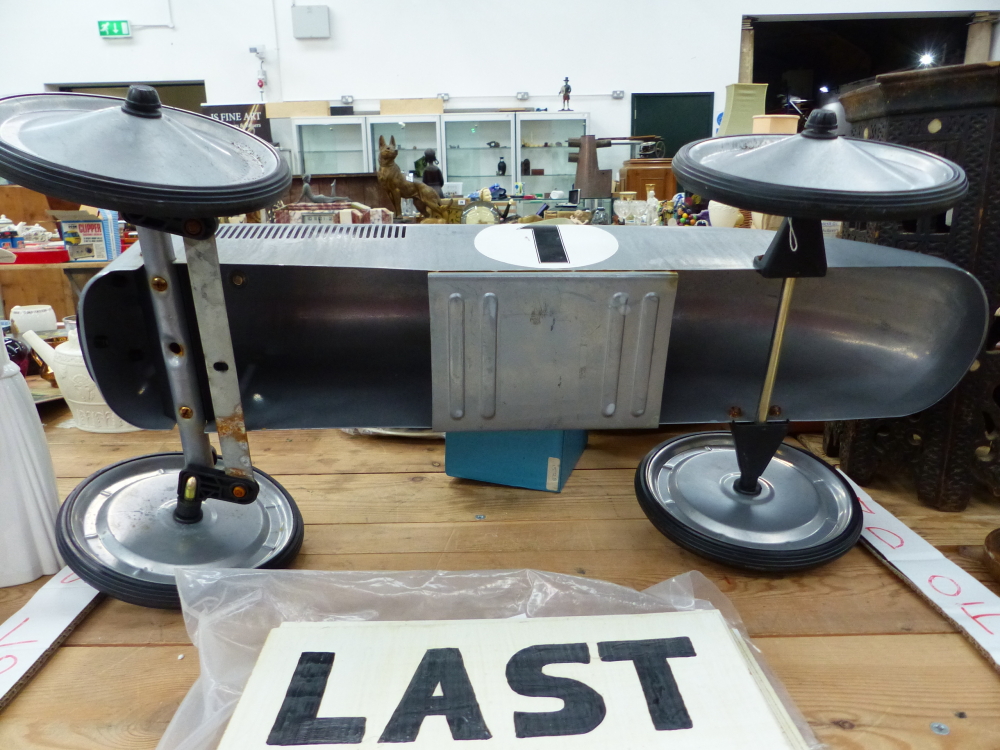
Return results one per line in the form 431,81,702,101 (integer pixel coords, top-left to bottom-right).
708,201,744,229
22,317,139,433
11,304,57,335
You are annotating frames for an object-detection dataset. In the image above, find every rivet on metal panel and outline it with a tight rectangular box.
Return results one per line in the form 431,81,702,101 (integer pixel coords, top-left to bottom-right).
178,406,194,419
480,293,498,419
601,293,629,417
150,276,168,292
729,406,744,419
768,405,782,417
230,270,248,287
448,293,466,420
630,293,660,417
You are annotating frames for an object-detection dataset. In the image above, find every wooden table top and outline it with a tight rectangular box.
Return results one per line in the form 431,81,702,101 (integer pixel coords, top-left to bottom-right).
2,403,999,749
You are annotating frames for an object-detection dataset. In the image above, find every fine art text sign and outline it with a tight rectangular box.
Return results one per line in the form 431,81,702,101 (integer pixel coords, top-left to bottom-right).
218,611,807,749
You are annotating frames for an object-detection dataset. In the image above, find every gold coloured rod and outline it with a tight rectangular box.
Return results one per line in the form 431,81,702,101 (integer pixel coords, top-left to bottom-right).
756,277,797,424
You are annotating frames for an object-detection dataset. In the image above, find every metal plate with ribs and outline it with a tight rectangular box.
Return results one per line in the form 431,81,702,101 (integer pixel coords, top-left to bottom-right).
429,272,677,431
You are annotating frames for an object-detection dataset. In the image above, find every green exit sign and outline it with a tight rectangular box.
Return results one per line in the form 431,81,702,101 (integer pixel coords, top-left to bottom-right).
98,20,131,38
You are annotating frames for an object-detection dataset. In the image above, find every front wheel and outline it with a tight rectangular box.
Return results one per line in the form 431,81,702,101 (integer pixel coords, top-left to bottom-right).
57,452,303,609
635,432,862,572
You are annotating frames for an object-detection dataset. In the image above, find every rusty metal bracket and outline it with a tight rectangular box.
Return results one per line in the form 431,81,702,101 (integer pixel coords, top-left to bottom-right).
183,234,256,483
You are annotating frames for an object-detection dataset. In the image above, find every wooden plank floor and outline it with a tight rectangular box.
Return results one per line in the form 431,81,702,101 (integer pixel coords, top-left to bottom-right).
3,403,1000,749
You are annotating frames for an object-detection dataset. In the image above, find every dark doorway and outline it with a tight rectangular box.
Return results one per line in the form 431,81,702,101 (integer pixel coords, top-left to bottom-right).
753,17,969,114
631,93,715,158
52,82,207,113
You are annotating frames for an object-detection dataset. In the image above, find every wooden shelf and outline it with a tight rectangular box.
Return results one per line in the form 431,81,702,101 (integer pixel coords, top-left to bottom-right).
0,261,110,271
0,261,110,319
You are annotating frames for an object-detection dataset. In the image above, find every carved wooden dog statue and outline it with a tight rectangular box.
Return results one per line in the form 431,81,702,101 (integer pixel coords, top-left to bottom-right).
376,135,443,218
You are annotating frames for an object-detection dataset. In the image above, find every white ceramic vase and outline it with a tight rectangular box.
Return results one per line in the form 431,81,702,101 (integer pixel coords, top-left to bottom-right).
0,335,62,586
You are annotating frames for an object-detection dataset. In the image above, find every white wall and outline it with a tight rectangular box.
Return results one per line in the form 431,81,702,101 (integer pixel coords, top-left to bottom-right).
3,0,998,146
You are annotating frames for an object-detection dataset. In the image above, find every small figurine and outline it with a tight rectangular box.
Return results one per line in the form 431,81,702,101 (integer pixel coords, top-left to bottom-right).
559,77,572,111
420,148,444,197
298,174,350,203
497,156,507,176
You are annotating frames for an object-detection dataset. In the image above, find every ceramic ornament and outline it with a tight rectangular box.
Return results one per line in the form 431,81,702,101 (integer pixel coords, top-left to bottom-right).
218,610,809,749
22,322,138,433
0,337,62,586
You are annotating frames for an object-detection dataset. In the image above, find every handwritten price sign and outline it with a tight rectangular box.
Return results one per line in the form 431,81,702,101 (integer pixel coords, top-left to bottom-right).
847,476,1000,666
0,567,99,708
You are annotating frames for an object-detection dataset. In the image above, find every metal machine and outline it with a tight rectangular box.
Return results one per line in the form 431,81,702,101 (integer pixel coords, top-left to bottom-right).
0,88,985,607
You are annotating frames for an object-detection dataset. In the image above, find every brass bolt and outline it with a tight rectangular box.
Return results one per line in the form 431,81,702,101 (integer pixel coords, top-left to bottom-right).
769,405,782,417
178,406,194,419
231,485,248,499
150,276,168,292
184,219,203,236
729,406,743,419
230,271,247,287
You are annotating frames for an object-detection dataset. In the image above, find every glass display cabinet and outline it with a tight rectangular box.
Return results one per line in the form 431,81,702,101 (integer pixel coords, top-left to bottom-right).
291,117,369,176
515,112,589,198
368,115,441,177
441,114,516,195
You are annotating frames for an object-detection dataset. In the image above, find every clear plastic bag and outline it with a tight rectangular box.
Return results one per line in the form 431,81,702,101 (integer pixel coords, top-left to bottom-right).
158,568,823,750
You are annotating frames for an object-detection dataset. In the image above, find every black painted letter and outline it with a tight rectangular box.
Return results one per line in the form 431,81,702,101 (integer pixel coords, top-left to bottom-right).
378,648,492,743
597,637,696,731
505,643,606,738
267,652,366,745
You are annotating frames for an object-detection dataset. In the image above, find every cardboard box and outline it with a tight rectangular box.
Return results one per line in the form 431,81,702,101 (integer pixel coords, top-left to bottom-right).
0,232,25,249
445,430,587,493
49,210,119,261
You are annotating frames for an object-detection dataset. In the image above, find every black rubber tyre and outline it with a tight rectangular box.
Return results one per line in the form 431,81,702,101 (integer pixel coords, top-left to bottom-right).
0,92,291,218
57,452,304,609
635,435,863,573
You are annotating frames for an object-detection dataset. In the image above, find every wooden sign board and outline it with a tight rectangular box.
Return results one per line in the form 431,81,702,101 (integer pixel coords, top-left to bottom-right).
265,101,331,119
218,610,808,749
379,98,444,116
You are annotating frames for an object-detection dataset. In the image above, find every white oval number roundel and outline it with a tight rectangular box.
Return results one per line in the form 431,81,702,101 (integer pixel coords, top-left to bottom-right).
474,224,619,269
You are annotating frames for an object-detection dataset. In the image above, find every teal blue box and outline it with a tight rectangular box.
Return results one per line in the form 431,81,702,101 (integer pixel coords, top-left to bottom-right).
445,430,588,492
